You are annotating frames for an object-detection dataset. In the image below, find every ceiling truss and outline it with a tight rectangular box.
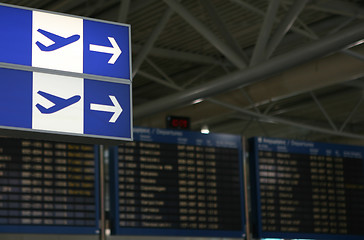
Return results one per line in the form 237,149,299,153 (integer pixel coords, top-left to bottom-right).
2,0,364,144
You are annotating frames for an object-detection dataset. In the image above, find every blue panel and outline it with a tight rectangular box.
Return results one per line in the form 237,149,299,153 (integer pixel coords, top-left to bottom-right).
83,20,130,80
0,68,32,128
84,79,131,139
0,5,32,66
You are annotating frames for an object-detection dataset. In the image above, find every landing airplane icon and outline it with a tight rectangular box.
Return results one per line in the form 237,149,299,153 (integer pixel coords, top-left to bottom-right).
36,91,81,114
36,29,80,51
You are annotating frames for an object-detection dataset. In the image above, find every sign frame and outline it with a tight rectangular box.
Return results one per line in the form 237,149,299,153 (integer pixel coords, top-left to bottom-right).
0,3,133,142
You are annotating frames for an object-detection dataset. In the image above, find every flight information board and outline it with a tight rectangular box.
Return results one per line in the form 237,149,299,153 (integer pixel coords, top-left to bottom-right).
249,137,364,240
110,127,245,237
0,137,99,234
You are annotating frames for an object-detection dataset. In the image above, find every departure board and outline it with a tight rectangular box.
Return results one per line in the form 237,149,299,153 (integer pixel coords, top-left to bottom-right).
0,138,99,234
110,127,245,237
249,137,364,240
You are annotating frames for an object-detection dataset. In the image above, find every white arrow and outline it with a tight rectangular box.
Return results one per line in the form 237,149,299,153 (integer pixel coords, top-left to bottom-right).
90,95,123,123
89,37,122,64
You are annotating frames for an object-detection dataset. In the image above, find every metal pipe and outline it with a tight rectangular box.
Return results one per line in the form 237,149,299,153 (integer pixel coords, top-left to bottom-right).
208,98,364,141
229,0,315,40
342,49,364,62
310,91,338,131
266,0,308,59
200,0,248,63
132,7,174,77
163,0,247,69
117,0,130,23
250,0,280,66
134,22,364,119
339,96,364,132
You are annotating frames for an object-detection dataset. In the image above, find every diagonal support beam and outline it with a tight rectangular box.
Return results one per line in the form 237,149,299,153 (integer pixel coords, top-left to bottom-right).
241,88,261,114
118,0,130,23
266,0,308,59
163,0,247,69
342,49,364,62
138,71,182,91
310,91,338,131
309,0,364,19
200,0,248,63
132,7,174,77
133,44,231,66
145,58,175,85
240,89,269,135
208,98,364,141
339,96,364,132
230,0,315,40
182,65,217,88
250,0,280,66
134,21,364,119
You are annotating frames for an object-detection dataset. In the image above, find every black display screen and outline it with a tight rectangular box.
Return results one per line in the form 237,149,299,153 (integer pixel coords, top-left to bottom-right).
0,138,99,234
110,127,245,237
249,137,364,240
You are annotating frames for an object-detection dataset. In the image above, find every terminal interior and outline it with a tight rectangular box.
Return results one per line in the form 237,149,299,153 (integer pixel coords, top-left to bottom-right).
0,1,364,240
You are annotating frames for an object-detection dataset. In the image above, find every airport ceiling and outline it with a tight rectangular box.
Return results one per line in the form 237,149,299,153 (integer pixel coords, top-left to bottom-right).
3,0,364,144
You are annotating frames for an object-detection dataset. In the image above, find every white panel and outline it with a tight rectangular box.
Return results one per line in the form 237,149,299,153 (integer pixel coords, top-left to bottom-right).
32,11,83,72
32,72,84,134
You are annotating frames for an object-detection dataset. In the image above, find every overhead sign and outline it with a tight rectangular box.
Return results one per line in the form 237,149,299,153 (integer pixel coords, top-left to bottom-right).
0,4,131,80
0,68,131,140
0,4,132,141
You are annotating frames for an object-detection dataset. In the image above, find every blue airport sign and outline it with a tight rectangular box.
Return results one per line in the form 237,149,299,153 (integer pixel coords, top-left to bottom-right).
0,4,131,80
0,68,132,141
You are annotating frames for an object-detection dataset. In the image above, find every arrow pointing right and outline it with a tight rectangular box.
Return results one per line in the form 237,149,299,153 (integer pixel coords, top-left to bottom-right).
89,37,122,64
90,95,123,123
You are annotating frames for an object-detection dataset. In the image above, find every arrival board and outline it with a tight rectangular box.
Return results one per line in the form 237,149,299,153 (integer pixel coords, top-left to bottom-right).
249,137,364,240
110,127,245,237
0,137,99,234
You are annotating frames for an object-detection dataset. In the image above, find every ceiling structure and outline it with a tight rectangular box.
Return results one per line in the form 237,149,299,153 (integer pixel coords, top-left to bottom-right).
3,0,364,145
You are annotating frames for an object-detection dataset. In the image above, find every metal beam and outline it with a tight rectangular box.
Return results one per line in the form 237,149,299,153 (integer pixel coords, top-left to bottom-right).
309,0,364,19
130,0,158,14
47,0,86,12
163,0,247,69
182,65,217,88
132,7,174,77
134,21,364,118
137,71,182,91
208,98,364,141
199,0,248,63
250,0,280,66
310,91,338,131
342,49,364,62
241,88,261,114
145,58,175,85
339,96,364,132
133,44,230,66
229,0,316,40
117,0,130,23
266,0,308,59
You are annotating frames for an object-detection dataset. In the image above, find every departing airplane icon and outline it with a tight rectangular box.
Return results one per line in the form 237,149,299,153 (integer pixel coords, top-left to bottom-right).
36,91,81,114
35,29,80,51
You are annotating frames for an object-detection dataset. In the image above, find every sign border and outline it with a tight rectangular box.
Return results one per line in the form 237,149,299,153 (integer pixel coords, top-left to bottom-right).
0,3,133,142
